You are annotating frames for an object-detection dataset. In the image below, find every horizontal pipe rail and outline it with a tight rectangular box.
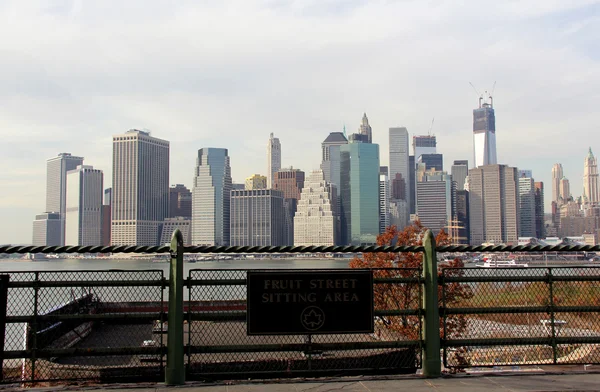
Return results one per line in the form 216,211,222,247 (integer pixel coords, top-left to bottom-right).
3,244,600,255
6,312,164,323
186,309,420,322
441,274,600,283
188,340,421,354
3,346,166,360
442,305,600,315
443,336,600,347
187,277,422,287
7,280,165,288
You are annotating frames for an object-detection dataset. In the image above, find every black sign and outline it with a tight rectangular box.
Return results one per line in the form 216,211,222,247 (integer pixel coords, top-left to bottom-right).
247,270,373,335
0,275,8,382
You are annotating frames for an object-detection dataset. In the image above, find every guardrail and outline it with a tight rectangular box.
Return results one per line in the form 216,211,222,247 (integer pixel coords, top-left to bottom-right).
2,230,600,385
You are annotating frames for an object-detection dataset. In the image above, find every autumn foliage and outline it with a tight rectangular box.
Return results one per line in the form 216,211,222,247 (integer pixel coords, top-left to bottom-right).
349,221,473,342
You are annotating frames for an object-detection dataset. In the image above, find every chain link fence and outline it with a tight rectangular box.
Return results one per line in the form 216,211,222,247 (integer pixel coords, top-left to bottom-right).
441,266,600,369
186,268,422,379
2,270,165,384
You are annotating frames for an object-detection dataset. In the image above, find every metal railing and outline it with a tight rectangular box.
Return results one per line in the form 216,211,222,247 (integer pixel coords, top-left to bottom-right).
185,268,422,379
1,270,166,384
2,229,600,385
440,266,600,369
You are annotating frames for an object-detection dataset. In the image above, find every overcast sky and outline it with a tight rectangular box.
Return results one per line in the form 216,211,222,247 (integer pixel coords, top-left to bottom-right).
1,0,599,244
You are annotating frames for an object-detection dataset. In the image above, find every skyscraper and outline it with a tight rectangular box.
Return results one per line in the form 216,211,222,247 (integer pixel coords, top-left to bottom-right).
518,173,536,238
358,113,372,143
32,212,61,246
451,160,469,191
551,163,564,204
274,167,305,245
102,188,111,246
267,133,281,189
455,190,470,244
389,127,410,200
409,155,416,214
583,148,599,205
111,130,169,246
412,135,436,161
560,177,571,203
169,184,192,219
468,164,519,245
418,153,443,172
65,165,103,245
191,148,232,246
473,96,497,167
379,172,390,233
321,132,348,187
340,137,380,245
416,171,454,235
294,170,336,246
45,152,84,245
534,182,545,239
230,189,286,246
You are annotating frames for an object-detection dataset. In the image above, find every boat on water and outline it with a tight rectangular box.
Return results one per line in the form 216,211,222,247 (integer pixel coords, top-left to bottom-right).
476,259,529,268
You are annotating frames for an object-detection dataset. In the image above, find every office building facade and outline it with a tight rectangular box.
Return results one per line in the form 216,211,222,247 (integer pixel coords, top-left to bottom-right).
418,153,443,172
32,212,62,246
111,130,170,246
45,153,84,245
518,175,536,238
416,172,454,235
473,97,497,167
267,133,281,188
551,163,564,204
65,165,103,245
468,164,519,245
412,135,436,161
294,170,337,246
534,182,545,239
321,132,348,188
191,148,232,245
451,160,469,191
160,217,192,246
169,184,192,219
379,172,390,233
230,189,286,246
340,138,380,245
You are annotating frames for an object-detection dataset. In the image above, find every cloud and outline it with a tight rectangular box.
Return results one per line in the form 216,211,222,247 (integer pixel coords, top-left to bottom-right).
0,0,598,243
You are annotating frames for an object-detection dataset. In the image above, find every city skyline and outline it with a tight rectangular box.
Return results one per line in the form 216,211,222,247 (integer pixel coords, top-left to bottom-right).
1,1,599,244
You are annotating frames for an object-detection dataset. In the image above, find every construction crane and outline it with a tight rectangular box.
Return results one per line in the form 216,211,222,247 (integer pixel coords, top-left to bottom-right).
428,117,435,135
469,82,483,108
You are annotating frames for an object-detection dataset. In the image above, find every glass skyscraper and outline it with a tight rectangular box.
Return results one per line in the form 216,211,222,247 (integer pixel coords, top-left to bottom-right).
340,137,380,245
473,98,497,167
191,148,232,245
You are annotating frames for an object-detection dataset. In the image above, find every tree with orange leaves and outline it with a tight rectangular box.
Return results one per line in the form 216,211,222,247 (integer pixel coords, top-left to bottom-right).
350,221,473,344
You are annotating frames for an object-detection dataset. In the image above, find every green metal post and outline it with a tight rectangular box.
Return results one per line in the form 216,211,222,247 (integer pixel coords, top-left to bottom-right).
422,229,441,377
165,229,185,385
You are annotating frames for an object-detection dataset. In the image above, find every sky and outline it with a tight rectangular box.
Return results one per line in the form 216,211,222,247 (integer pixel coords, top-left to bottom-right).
1,0,599,244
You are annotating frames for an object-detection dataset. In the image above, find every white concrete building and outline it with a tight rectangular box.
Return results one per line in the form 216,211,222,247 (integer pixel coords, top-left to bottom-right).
294,170,336,246
65,165,103,245
111,129,170,246
45,153,84,245
160,217,191,246
32,212,61,246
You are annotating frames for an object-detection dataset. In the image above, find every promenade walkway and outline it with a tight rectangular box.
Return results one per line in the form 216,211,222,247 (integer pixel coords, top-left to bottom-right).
11,372,600,392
